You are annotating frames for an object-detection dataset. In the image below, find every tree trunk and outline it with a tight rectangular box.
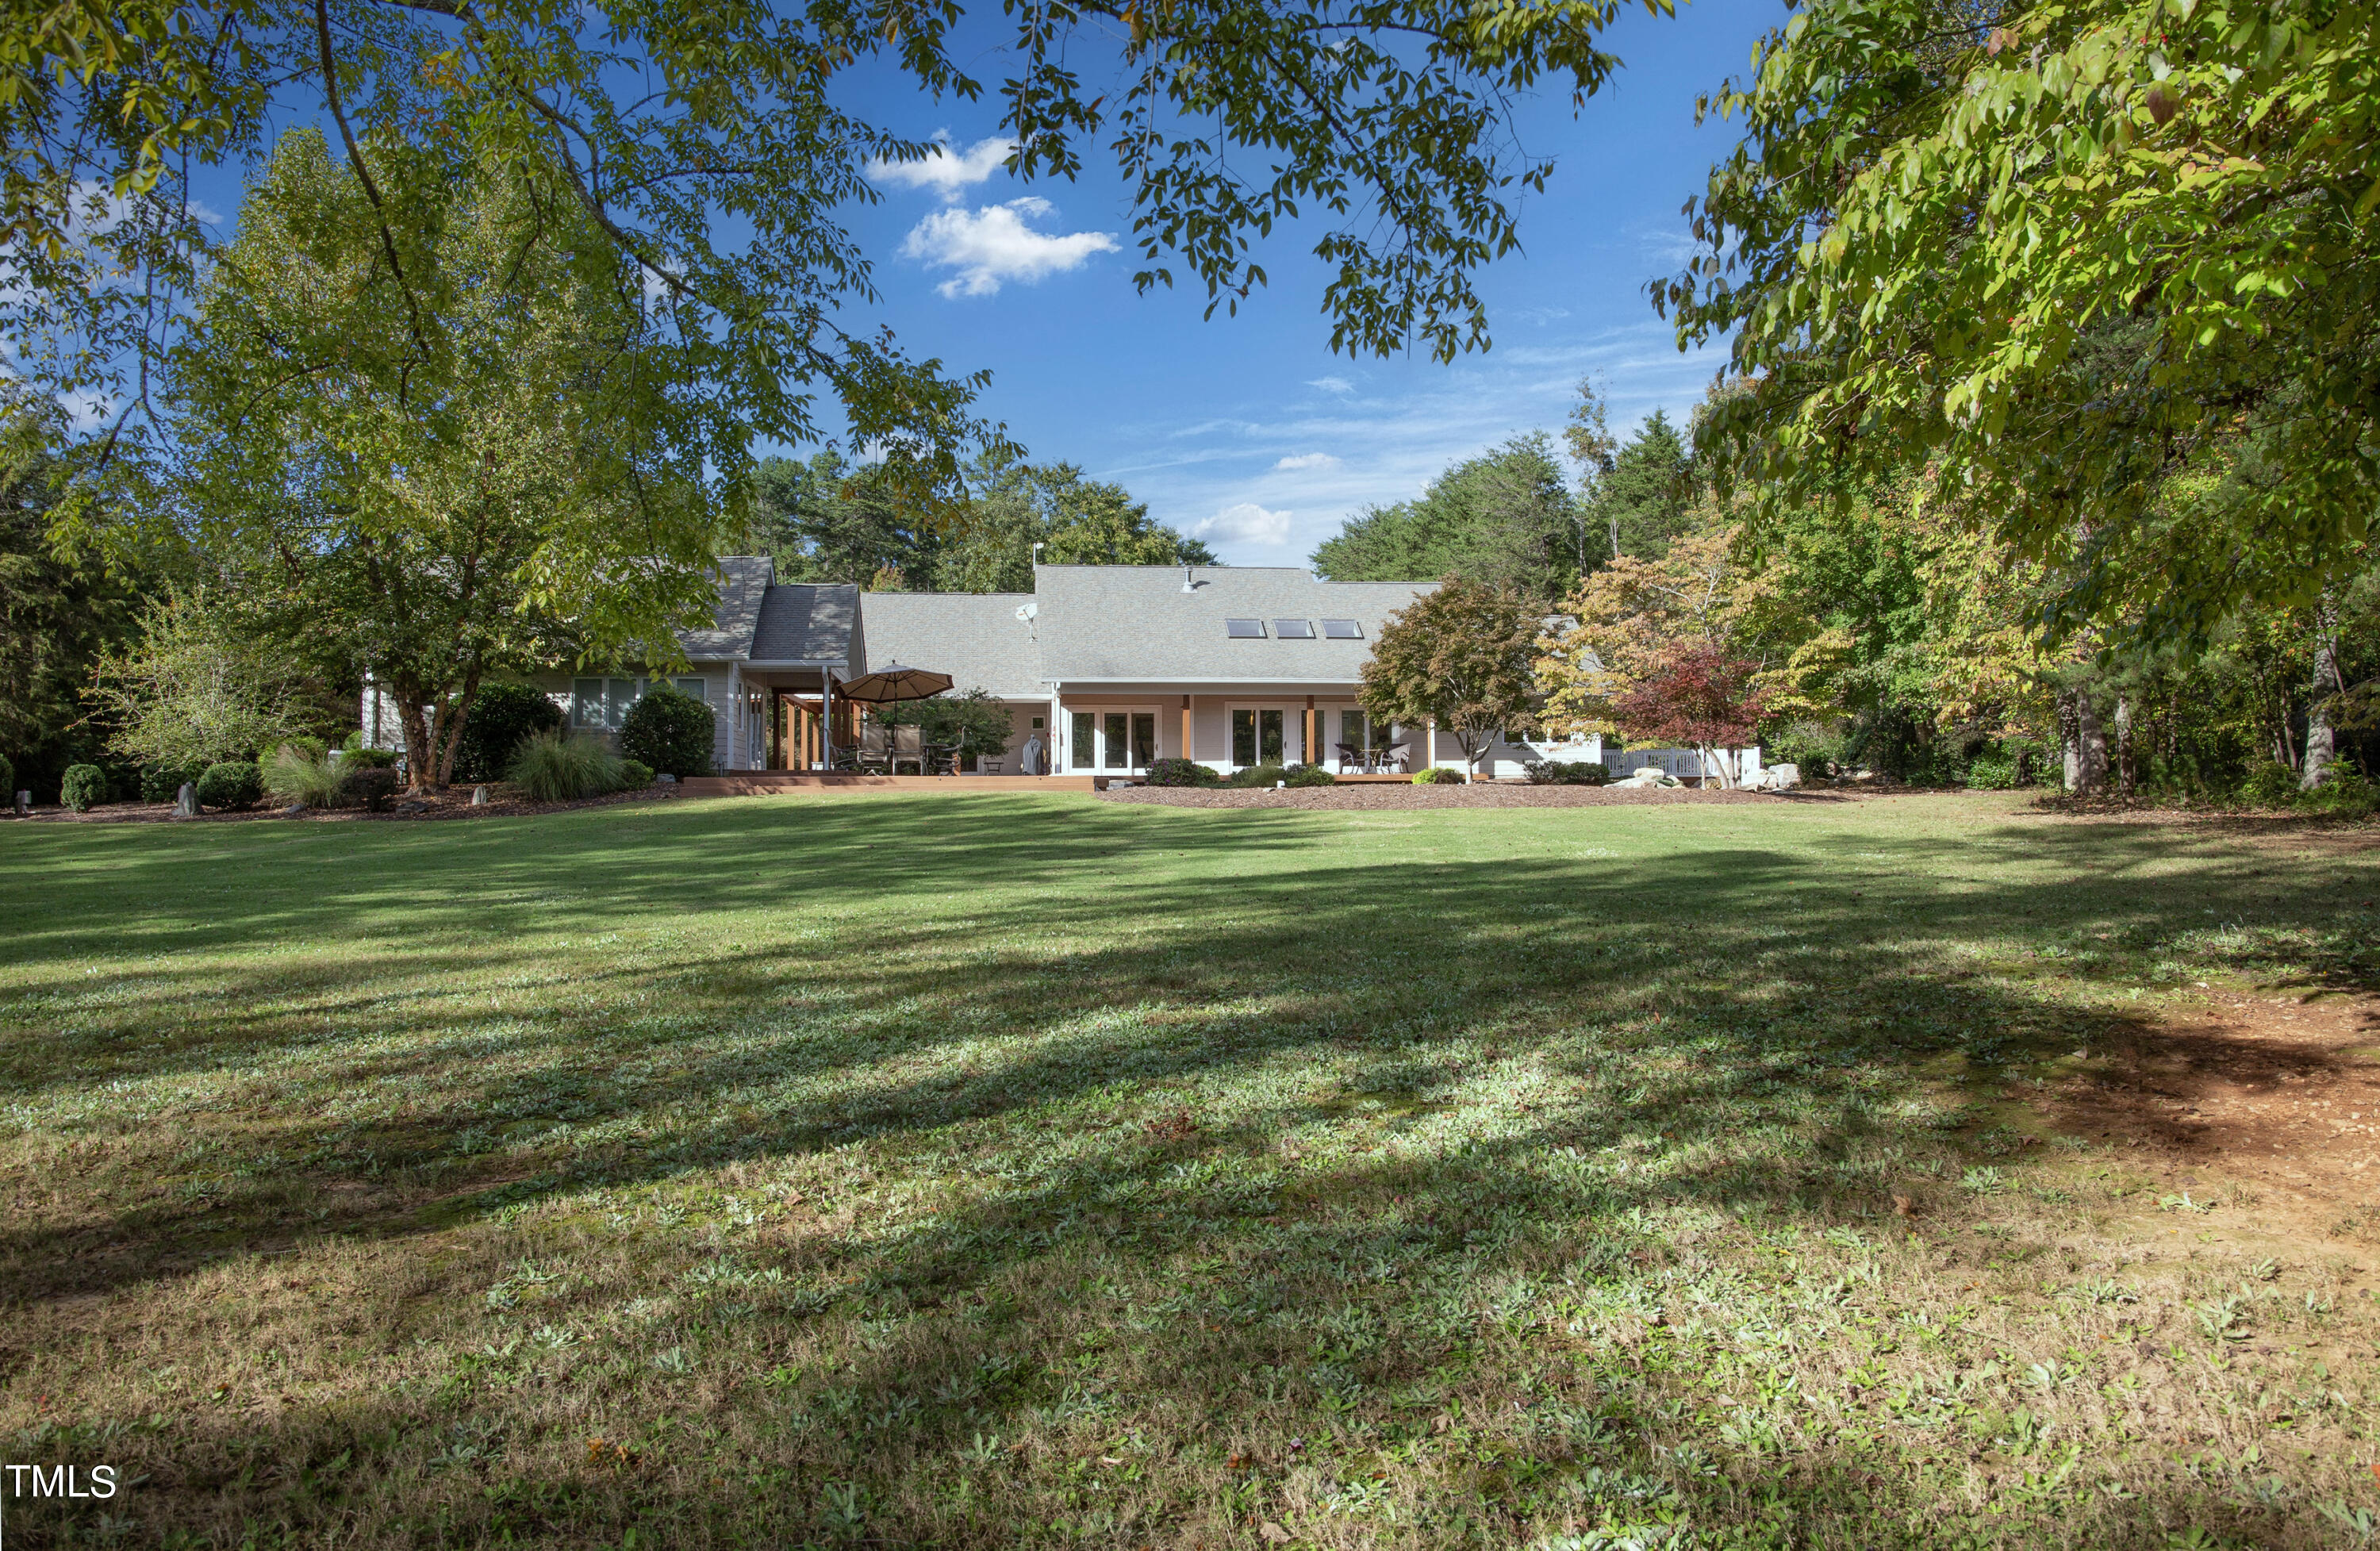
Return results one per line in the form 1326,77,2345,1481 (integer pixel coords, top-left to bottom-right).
2063,688,2109,795
2303,596,2339,791
2113,694,2133,800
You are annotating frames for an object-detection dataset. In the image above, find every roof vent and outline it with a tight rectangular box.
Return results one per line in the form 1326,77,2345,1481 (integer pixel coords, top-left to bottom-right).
1181,566,1196,593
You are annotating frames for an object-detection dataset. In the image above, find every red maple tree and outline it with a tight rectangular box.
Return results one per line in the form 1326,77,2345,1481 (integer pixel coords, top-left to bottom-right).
1610,646,1768,786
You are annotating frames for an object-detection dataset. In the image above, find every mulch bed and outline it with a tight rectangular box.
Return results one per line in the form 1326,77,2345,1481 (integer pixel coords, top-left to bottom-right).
1096,782,1829,809
7,786,681,824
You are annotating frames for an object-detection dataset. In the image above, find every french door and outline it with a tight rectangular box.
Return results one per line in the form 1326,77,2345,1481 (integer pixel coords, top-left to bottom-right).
1069,709,1158,771
1228,706,1307,767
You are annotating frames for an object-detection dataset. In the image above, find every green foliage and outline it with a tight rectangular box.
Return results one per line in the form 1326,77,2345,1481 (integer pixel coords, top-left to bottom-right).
2238,761,2301,810
162,132,715,793
1312,434,1587,601
88,589,302,770
341,747,397,771
620,687,716,779
618,759,656,791
59,764,104,811
1524,759,1607,785
340,765,399,813
506,731,627,804
1282,762,1338,788
1762,720,1845,779
2299,770,2378,820
0,752,11,798
263,747,344,808
1226,762,1290,789
1591,409,1694,562
1142,758,1220,787
0,409,149,804
1666,0,2380,640
905,688,1015,764
137,762,202,804
1414,766,1466,784
1360,577,1540,774
1964,754,2020,792
195,761,264,812
449,685,565,785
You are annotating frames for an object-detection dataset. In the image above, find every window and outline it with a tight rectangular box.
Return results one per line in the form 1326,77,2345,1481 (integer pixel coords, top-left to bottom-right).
1073,708,1159,770
1230,707,1297,766
1224,618,1265,639
1320,618,1363,639
1273,618,1315,639
1339,708,1394,755
672,677,706,701
571,677,651,731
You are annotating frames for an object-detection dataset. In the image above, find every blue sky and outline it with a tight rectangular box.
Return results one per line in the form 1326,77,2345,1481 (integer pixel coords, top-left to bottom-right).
835,0,1781,566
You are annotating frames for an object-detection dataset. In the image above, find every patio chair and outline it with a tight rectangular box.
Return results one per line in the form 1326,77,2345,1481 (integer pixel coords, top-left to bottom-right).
889,724,927,775
1334,742,1363,774
1379,743,1412,774
852,724,891,774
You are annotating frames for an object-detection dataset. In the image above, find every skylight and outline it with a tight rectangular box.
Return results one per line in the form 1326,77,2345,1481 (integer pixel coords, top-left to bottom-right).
1225,618,1265,639
1319,618,1363,639
1273,618,1315,639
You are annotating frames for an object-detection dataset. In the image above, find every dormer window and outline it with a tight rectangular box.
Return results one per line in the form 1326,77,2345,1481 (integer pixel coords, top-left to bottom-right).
1273,619,1315,639
1225,618,1265,639
1320,619,1363,639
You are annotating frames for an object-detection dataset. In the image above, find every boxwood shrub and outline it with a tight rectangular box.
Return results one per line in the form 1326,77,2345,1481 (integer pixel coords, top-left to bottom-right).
1413,767,1466,785
620,686,715,777
196,761,264,811
451,683,564,782
1282,762,1337,787
139,762,205,804
1142,757,1219,787
618,758,655,790
61,763,107,812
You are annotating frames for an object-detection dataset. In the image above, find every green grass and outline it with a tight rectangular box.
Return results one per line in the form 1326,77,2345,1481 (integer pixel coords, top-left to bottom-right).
2,792,2377,1549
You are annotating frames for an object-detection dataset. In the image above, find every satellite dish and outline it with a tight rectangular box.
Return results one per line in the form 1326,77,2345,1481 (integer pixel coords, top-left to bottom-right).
1013,602,1038,621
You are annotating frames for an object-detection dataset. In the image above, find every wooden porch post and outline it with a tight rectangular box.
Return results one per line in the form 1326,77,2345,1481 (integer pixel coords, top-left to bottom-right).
1180,694,1193,766
1303,695,1315,766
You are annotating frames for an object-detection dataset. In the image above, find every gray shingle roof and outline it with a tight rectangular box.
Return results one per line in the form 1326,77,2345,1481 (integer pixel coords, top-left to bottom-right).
754,582,859,663
675,555,774,659
1031,565,1436,682
857,591,1042,698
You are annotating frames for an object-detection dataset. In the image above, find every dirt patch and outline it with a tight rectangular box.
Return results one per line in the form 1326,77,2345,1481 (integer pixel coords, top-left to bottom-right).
1096,783,1828,809
8,785,681,824
2039,989,2380,1238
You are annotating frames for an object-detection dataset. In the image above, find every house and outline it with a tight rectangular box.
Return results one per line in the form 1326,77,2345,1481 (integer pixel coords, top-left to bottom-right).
366,559,1606,777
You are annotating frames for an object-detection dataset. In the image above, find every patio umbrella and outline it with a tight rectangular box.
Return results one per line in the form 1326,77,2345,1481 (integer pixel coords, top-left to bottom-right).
836,662,954,704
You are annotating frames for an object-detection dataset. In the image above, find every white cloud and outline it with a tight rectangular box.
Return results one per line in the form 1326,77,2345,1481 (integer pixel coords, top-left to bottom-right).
868,136,1017,202
1307,375,1354,394
1273,452,1341,471
900,198,1119,298
1191,501,1292,547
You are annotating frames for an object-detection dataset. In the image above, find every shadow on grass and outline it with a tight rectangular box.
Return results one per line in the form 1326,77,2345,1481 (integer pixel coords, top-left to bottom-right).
5,798,2378,1545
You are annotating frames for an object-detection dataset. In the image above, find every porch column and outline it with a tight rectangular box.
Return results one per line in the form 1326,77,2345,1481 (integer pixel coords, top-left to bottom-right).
820,669,834,773
1180,694,1192,764
1303,696,1316,767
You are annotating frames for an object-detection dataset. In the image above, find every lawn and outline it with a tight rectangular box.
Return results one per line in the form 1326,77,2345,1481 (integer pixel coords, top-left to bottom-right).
2,791,2377,1549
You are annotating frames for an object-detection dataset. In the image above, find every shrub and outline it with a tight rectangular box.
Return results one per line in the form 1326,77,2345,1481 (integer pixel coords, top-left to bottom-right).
1226,762,1289,788
340,766,400,812
450,683,564,782
1524,759,1606,785
343,746,398,770
620,686,715,777
507,730,625,802
264,747,345,807
2299,767,2378,819
1142,757,1218,787
0,752,12,800
60,764,106,811
1965,754,2019,790
618,758,655,789
196,760,264,811
1283,762,1337,787
1764,720,1844,777
1414,766,1465,785
2237,760,2299,808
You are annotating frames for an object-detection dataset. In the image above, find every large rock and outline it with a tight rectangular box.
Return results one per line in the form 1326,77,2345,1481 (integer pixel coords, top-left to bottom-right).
1615,766,1678,789
1761,762,1801,792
